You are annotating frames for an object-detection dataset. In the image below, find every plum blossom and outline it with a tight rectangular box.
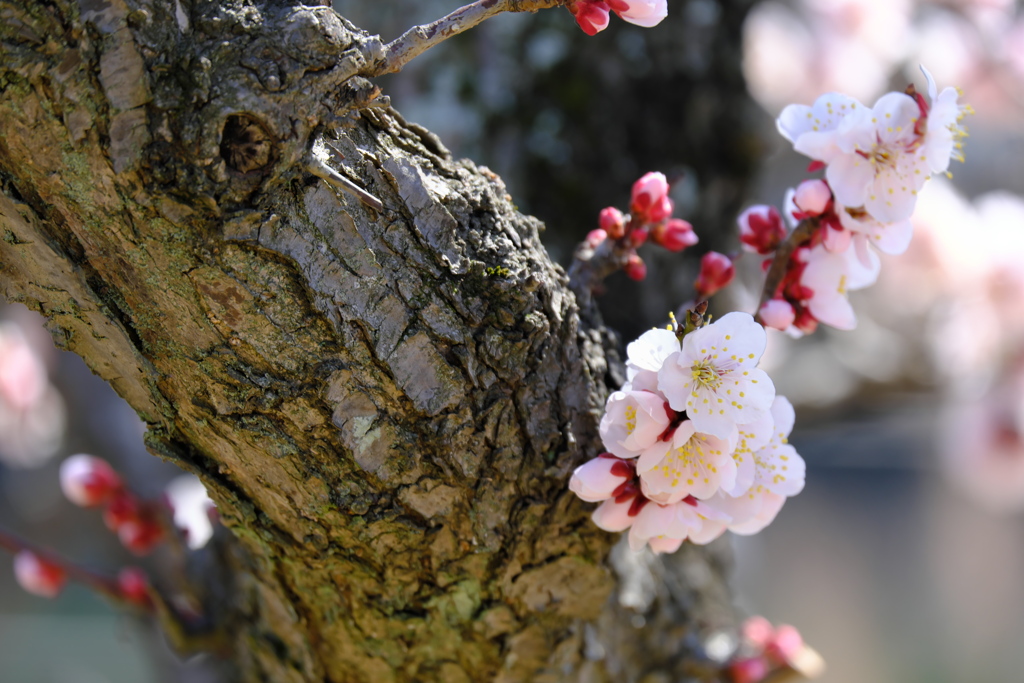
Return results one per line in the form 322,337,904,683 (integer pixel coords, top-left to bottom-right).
800,239,880,330
835,202,914,256
591,496,638,532
738,204,786,255
636,420,737,502
600,391,671,458
720,396,806,534
623,327,679,393
778,72,969,223
659,312,775,439
627,497,728,552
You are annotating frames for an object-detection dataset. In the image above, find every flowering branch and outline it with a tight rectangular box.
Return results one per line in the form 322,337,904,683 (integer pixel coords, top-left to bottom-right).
0,526,149,610
754,218,816,322
371,0,564,76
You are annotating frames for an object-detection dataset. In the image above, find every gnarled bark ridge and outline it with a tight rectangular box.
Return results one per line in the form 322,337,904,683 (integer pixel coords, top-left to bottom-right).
0,1,736,680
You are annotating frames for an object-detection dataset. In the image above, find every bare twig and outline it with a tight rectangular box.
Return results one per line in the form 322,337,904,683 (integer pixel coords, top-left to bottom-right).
754,218,817,320
371,0,565,76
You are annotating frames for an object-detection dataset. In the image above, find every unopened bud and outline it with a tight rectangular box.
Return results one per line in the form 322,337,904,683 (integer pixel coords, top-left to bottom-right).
599,206,626,239
726,656,770,683
694,251,735,298
758,299,796,330
628,226,649,247
738,205,786,255
60,454,122,508
571,0,611,35
630,172,670,221
793,308,818,335
652,218,698,252
118,518,165,556
13,550,66,599
117,567,151,607
103,491,140,531
765,624,804,666
646,195,674,223
624,253,647,281
585,228,608,248
793,179,831,217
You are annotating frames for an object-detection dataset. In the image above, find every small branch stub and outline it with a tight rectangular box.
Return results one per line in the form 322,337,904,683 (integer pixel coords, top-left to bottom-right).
220,114,274,174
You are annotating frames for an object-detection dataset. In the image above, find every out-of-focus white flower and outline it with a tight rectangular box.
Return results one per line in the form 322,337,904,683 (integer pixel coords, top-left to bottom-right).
13,550,66,599
166,475,215,549
659,312,775,439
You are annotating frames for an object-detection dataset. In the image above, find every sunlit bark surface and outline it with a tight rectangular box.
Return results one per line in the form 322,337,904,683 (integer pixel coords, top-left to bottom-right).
0,1,736,680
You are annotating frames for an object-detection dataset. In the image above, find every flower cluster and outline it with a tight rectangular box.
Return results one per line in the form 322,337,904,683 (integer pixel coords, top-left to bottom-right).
60,453,166,555
726,617,821,683
749,69,970,334
570,312,806,553
585,171,699,281
567,0,667,36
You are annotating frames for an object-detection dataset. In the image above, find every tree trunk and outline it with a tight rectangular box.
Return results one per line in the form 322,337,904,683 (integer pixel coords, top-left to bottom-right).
0,1,737,681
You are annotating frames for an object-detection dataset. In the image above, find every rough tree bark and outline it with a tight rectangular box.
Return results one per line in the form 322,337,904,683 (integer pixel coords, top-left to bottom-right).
0,1,737,681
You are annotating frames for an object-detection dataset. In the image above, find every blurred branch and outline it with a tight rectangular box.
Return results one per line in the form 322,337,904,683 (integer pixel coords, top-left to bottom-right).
0,526,141,608
371,0,564,76
754,219,817,320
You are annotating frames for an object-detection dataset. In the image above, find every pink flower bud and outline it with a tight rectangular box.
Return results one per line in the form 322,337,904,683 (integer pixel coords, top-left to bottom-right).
793,179,832,217
118,567,151,607
59,454,122,508
624,253,647,281
694,251,735,298
726,656,770,683
646,195,674,223
738,205,786,255
570,0,611,35
765,624,803,666
742,615,775,649
758,299,796,330
586,228,608,248
570,457,633,502
599,206,626,239
13,551,66,599
630,172,670,220
609,0,668,28
652,218,699,252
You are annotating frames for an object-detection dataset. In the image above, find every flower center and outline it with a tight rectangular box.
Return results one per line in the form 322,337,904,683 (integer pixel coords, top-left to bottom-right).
624,405,637,435
691,359,722,390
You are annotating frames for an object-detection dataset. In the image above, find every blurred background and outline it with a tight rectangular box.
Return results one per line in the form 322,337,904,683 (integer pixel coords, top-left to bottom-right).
4,0,1024,680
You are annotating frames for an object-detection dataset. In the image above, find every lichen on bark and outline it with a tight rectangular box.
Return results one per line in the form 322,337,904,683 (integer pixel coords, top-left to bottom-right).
0,0,738,681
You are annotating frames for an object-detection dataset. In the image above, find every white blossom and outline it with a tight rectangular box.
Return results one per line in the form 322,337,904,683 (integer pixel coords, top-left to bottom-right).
658,312,775,439
599,390,671,458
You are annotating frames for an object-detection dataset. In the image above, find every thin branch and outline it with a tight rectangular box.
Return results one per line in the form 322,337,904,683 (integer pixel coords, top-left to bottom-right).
0,526,144,609
754,219,817,319
371,0,565,76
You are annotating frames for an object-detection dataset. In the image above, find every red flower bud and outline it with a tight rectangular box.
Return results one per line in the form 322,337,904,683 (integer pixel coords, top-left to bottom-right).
103,490,140,531
13,551,66,599
586,228,608,248
599,206,626,239
694,251,735,298
624,253,647,281
630,172,671,222
726,656,770,683
118,567,151,607
738,205,786,255
570,0,611,35
59,454,122,508
118,517,165,556
652,218,698,252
